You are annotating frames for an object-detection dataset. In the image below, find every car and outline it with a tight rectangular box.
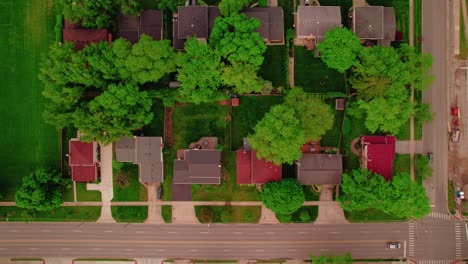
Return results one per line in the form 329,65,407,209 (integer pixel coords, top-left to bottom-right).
157,186,163,200
427,152,433,164
387,242,401,249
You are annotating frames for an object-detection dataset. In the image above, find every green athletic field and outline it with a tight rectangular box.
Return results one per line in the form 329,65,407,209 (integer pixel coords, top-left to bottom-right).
0,0,60,200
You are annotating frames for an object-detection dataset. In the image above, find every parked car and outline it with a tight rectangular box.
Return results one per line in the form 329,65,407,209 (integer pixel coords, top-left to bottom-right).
387,242,401,249
427,152,433,164
157,186,163,200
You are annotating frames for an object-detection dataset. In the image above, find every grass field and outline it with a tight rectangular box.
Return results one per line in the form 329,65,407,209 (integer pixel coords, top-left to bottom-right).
0,0,60,200
393,154,411,174
76,182,102,202
414,0,423,52
111,206,148,222
113,163,147,202
461,9,468,59
0,206,101,222
195,206,261,223
231,96,284,150
259,46,285,87
341,113,370,171
294,46,346,93
276,206,318,223
345,208,407,222
320,99,345,148
162,205,172,223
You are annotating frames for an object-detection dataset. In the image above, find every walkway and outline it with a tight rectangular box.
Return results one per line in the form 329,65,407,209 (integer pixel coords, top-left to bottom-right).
145,183,164,224
259,205,279,224
396,140,424,154
314,185,348,224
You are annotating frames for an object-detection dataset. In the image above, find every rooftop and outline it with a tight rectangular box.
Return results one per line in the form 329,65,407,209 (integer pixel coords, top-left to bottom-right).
63,20,111,51
296,154,343,185
173,149,222,184
236,150,282,184
69,139,98,182
361,135,396,180
297,6,341,39
353,6,396,41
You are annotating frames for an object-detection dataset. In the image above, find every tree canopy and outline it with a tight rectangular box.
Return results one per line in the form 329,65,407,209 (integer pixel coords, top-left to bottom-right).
284,87,334,141
339,169,431,219
218,0,250,17
261,179,305,214
221,63,264,94
415,155,432,182
16,168,69,211
176,38,224,104
249,105,306,165
210,14,266,67
317,28,363,73
58,0,117,29
74,83,153,144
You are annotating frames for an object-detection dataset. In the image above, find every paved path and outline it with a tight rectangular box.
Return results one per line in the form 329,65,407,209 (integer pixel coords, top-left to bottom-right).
395,140,424,154
314,186,348,224
172,204,199,224
259,205,279,224
145,183,164,224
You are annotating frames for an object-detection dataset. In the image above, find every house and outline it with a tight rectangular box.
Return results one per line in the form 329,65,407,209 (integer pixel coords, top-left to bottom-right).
352,6,396,45
360,135,396,180
173,149,222,184
296,154,343,185
69,139,98,182
173,5,284,49
118,9,163,43
63,20,112,50
115,136,164,183
243,7,285,45
236,138,281,184
296,6,341,44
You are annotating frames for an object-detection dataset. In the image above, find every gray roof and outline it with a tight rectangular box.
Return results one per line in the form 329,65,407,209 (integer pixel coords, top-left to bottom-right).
297,6,341,38
353,6,384,39
115,136,136,162
296,154,343,185
135,137,164,183
173,150,222,184
243,7,284,43
118,9,163,43
178,5,209,39
383,7,396,41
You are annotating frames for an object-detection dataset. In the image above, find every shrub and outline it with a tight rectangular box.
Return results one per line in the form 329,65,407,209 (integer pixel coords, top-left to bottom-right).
220,207,233,223
299,210,311,222
55,14,63,43
198,207,214,223
276,213,292,223
258,0,268,7
244,209,254,222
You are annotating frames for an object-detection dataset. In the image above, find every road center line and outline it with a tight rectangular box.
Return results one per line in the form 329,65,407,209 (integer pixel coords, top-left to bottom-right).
72,230,82,233
233,232,243,235
298,232,308,234
136,231,144,234
330,231,340,234
168,231,177,234
287,249,296,252
40,230,51,232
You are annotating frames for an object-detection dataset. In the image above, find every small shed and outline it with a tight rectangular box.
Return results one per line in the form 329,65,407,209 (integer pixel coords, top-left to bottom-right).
335,98,345,110
231,98,240,107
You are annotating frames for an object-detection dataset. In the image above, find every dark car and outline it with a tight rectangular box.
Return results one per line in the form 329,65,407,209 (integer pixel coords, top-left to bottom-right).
387,242,401,249
427,152,434,164
157,186,163,200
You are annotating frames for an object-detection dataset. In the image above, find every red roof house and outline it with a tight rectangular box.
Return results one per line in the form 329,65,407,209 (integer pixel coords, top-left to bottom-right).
63,20,112,51
236,150,282,184
69,139,98,182
360,136,396,180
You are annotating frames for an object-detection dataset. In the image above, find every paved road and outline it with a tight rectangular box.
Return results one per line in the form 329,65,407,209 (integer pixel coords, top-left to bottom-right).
0,221,462,260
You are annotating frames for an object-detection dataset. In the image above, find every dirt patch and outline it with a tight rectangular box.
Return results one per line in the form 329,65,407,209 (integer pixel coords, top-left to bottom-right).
164,107,173,146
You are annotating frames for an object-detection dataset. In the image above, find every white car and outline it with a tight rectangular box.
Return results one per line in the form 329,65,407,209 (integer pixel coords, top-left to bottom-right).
387,242,401,249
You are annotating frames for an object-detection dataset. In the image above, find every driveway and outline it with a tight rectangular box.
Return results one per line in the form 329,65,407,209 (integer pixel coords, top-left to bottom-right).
172,203,199,224
314,185,348,224
145,183,164,224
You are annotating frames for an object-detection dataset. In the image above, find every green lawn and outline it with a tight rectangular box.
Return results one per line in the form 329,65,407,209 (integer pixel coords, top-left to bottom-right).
345,208,407,222
461,9,468,59
303,185,320,201
111,206,148,222
393,154,411,174
113,163,147,202
276,206,318,223
162,205,172,223
367,0,409,41
448,181,456,214
414,0,423,52
172,103,260,201
76,182,102,202
341,113,370,171
278,0,294,30
259,46,285,87
231,96,284,150
320,99,345,148
195,206,261,223
294,46,346,93
0,206,101,222
395,119,411,140
0,0,60,200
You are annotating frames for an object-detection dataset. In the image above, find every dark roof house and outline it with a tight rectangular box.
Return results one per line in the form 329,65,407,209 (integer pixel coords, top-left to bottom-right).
360,135,396,180
236,150,282,184
173,150,222,184
296,154,343,185
296,6,341,41
69,139,98,182
118,9,163,43
352,6,396,44
243,7,285,45
63,20,111,51
115,136,164,183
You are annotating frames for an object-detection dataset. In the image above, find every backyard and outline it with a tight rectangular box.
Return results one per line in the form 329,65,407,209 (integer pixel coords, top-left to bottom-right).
259,46,285,87
367,0,410,41
294,46,346,93
0,0,60,200
171,103,261,201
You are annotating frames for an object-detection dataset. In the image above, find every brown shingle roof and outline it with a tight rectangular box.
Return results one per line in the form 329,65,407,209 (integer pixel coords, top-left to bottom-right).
173,150,222,184
140,10,163,41
353,6,384,40
297,6,341,38
69,139,98,182
63,28,110,51
115,136,136,162
243,7,284,44
296,154,343,185
383,7,396,41
178,5,209,39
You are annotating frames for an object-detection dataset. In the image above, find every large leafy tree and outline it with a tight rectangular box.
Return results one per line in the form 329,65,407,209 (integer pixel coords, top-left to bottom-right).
210,14,266,67
261,179,305,214
317,28,363,73
221,63,264,94
249,105,306,165
284,87,334,141
339,169,431,219
74,83,153,144
219,0,250,17
16,168,68,211
118,0,142,16
58,0,117,29
176,38,224,104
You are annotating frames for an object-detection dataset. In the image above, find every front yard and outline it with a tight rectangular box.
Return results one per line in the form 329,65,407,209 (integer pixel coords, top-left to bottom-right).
113,163,147,202
0,206,101,222
195,206,261,223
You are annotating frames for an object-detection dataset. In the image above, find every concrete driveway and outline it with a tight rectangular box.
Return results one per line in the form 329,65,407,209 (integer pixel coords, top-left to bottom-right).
145,182,164,224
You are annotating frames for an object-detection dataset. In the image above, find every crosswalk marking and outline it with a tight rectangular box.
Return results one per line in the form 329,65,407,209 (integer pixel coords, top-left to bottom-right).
409,222,415,257
428,211,452,220
418,260,452,264
455,223,462,259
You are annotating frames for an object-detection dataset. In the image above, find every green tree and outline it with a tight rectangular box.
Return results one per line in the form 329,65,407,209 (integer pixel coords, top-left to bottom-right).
284,87,334,141
261,179,305,214
310,253,352,264
74,83,153,144
317,28,363,73
221,63,264,94
118,0,142,16
16,168,68,211
210,14,266,67
348,75,391,101
158,0,183,13
58,0,117,29
123,35,176,84
415,155,433,181
415,102,435,124
397,44,435,91
176,38,223,104
249,105,306,165
219,0,250,16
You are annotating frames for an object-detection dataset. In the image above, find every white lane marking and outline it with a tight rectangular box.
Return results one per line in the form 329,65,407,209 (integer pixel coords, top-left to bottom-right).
465,223,468,240
189,249,199,252
287,249,296,252
330,231,340,234
360,231,370,234
233,232,243,235
392,230,401,233
28,248,37,250
0,248,5,250
104,230,113,233
93,248,103,251
156,249,166,252
223,249,232,252
125,249,133,251
61,248,70,251
136,231,144,234
72,230,82,233
320,249,330,251
351,249,361,251
40,229,51,232
200,231,209,234
167,231,177,234
8,230,19,232
297,231,308,234
404,241,406,258
265,232,275,234
255,249,265,252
